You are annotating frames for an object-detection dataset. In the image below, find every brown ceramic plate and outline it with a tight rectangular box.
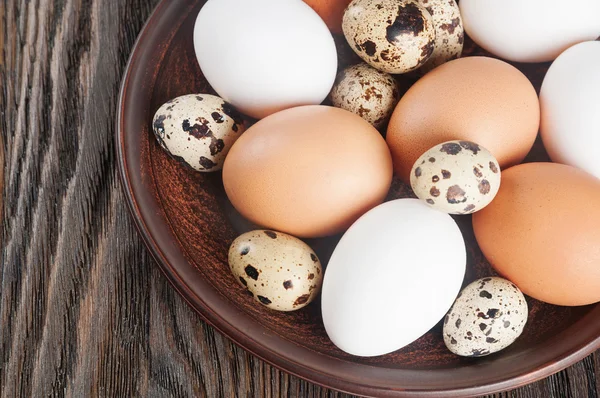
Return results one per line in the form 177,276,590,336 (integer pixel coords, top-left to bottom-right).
117,1,600,396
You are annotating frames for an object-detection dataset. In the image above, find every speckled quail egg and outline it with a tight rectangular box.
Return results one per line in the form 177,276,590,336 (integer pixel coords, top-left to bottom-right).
342,0,436,74
417,0,463,74
228,230,323,311
330,63,401,129
152,94,245,172
443,277,528,357
410,140,501,214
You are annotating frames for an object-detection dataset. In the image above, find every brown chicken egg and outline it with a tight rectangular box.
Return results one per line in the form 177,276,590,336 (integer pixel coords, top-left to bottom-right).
304,0,353,33
222,105,393,238
473,162,600,306
387,56,540,182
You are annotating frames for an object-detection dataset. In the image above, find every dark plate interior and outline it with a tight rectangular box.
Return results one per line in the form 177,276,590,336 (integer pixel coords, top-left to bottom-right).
117,0,600,396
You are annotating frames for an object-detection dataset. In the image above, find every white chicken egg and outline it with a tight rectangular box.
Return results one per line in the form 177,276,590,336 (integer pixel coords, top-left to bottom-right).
460,0,600,63
321,199,466,357
194,0,338,119
540,41,600,179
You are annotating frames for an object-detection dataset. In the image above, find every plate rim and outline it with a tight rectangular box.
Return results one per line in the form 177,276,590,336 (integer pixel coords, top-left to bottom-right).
115,0,600,396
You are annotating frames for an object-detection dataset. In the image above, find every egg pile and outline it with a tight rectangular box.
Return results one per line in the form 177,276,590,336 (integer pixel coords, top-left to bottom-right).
151,0,600,359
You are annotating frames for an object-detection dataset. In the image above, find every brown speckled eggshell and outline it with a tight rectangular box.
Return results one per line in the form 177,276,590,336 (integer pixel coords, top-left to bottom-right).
443,277,528,357
417,0,463,74
152,94,246,171
228,230,323,311
410,140,501,214
330,63,401,129
342,0,436,74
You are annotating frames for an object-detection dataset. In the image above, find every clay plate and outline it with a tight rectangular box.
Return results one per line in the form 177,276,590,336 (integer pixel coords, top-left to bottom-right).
116,0,600,396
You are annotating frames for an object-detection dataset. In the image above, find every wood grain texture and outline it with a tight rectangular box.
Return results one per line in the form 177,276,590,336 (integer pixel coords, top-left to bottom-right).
0,1,598,397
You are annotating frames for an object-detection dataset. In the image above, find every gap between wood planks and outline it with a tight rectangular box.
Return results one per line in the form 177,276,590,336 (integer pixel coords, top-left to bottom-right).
1,0,5,236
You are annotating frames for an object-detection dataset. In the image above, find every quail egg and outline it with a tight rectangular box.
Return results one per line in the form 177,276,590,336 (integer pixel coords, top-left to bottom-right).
417,0,464,73
443,277,528,357
342,0,436,74
410,140,501,214
330,63,402,129
152,94,245,171
228,230,323,311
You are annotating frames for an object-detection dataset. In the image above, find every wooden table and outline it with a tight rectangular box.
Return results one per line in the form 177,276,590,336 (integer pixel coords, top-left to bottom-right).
1,1,598,397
